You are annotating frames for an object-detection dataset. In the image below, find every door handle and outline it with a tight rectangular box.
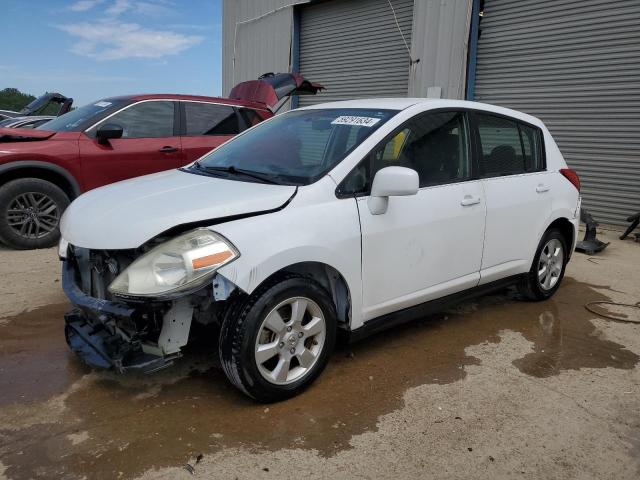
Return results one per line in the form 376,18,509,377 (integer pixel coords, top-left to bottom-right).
460,195,481,207
536,184,550,193
159,146,178,153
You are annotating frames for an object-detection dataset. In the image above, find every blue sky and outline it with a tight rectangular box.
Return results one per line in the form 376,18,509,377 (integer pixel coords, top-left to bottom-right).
0,0,222,106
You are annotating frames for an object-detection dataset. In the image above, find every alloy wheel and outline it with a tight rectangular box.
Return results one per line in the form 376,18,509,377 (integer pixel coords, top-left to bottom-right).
538,238,564,291
254,296,327,385
6,192,60,239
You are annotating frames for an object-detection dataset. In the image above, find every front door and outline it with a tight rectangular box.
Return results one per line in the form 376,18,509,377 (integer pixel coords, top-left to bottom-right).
79,100,182,190
356,110,486,321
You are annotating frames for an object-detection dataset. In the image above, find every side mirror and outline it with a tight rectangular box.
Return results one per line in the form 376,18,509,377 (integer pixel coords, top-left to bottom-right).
96,123,123,145
368,166,419,215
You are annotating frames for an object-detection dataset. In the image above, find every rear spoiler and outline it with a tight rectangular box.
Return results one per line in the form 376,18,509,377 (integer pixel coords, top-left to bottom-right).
228,73,324,111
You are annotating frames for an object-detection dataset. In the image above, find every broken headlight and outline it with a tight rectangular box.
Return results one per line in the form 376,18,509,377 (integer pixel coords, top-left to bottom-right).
108,229,239,298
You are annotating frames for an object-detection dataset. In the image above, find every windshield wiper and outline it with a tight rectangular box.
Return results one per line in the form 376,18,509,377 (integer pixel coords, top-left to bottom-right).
194,164,281,185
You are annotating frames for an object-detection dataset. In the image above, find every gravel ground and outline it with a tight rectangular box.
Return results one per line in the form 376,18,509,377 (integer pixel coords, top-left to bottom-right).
0,228,639,480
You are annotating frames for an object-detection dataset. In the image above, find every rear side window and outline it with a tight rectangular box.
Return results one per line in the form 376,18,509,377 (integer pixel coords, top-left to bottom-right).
184,102,239,136
518,123,544,171
475,113,544,177
96,101,174,138
239,109,263,128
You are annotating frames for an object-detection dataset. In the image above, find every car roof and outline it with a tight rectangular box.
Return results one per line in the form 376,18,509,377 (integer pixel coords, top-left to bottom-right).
300,98,543,127
102,93,271,111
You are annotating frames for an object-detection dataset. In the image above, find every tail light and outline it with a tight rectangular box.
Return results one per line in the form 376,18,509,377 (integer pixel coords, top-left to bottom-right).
560,168,580,191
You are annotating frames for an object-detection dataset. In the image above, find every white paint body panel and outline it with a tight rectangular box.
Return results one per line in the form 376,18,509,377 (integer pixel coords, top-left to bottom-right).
61,98,581,332
60,169,296,250
358,180,486,321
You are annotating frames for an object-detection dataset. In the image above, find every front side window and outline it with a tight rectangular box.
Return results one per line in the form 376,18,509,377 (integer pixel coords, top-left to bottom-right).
37,98,129,132
375,111,470,188
92,101,174,139
194,108,396,185
184,102,239,136
476,113,544,177
340,111,471,195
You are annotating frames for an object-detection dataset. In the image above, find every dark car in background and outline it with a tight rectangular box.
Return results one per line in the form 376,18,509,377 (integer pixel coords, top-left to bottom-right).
0,116,55,129
0,73,322,249
0,92,73,120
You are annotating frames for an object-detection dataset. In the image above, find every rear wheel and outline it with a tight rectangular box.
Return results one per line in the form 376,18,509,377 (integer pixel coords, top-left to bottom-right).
518,228,568,301
219,274,336,402
0,178,70,249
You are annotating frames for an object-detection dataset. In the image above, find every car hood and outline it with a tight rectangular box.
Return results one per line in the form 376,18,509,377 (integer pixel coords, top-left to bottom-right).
61,169,297,249
0,127,56,141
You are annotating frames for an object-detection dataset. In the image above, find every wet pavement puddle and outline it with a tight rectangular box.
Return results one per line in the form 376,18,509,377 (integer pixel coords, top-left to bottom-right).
0,278,637,479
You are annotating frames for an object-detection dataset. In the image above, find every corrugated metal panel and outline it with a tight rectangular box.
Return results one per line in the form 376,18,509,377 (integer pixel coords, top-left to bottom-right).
408,0,472,99
474,0,640,225
222,0,299,95
298,0,414,106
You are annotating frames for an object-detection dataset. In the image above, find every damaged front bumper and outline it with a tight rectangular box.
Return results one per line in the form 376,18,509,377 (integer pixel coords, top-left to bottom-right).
62,261,182,373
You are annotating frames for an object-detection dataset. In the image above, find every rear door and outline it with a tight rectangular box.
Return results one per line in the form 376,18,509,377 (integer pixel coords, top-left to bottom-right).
352,110,486,321
79,100,183,190
180,101,243,163
472,112,551,283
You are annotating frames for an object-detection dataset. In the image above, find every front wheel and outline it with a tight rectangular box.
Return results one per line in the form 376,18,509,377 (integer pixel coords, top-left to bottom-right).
219,274,336,402
0,178,70,250
518,228,568,301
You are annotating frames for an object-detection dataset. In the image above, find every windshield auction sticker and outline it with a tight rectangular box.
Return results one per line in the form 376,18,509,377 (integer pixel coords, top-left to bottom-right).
331,116,381,127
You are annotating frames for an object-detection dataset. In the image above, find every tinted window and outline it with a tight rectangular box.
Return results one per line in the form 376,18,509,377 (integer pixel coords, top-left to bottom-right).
184,102,239,135
519,123,544,171
196,108,396,185
476,114,544,176
95,101,174,138
379,112,471,188
37,99,128,132
239,108,262,128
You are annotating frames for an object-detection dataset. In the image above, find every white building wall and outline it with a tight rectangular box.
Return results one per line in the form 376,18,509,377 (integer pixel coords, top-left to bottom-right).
223,0,472,100
222,0,300,95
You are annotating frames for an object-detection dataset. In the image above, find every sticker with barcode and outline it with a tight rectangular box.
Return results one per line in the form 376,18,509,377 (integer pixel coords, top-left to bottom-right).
94,101,112,108
331,116,381,127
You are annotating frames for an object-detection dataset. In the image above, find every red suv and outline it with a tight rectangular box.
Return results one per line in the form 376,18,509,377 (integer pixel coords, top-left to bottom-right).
0,73,322,249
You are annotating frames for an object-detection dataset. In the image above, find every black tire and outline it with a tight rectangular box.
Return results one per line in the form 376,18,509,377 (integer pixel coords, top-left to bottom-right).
219,274,337,402
518,228,568,301
0,178,70,250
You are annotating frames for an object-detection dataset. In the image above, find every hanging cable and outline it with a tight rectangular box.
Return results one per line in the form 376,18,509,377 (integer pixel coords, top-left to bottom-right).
387,0,418,65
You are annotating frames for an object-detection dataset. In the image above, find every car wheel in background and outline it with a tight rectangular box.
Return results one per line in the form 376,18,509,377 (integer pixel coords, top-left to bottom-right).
0,178,70,250
219,274,337,402
518,228,568,301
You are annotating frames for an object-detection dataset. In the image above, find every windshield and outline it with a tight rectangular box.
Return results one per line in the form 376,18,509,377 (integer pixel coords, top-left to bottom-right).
37,99,128,132
194,108,396,185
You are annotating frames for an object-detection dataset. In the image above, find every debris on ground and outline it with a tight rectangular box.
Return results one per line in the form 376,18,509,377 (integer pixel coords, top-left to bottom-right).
619,212,640,242
575,209,609,254
183,454,204,475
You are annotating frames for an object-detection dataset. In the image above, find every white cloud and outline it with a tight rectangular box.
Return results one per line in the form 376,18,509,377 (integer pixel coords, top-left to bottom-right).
105,0,130,16
68,0,172,16
68,0,104,12
59,21,203,60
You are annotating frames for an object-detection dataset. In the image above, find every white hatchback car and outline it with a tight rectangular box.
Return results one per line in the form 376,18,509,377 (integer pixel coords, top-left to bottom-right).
60,98,581,401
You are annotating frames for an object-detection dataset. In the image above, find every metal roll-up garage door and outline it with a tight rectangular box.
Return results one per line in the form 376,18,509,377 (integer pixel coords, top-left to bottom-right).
474,0,640,225
298,0,414,107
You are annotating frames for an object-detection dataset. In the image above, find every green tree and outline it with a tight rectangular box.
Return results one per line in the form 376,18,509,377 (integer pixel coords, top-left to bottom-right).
0,88,35,112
